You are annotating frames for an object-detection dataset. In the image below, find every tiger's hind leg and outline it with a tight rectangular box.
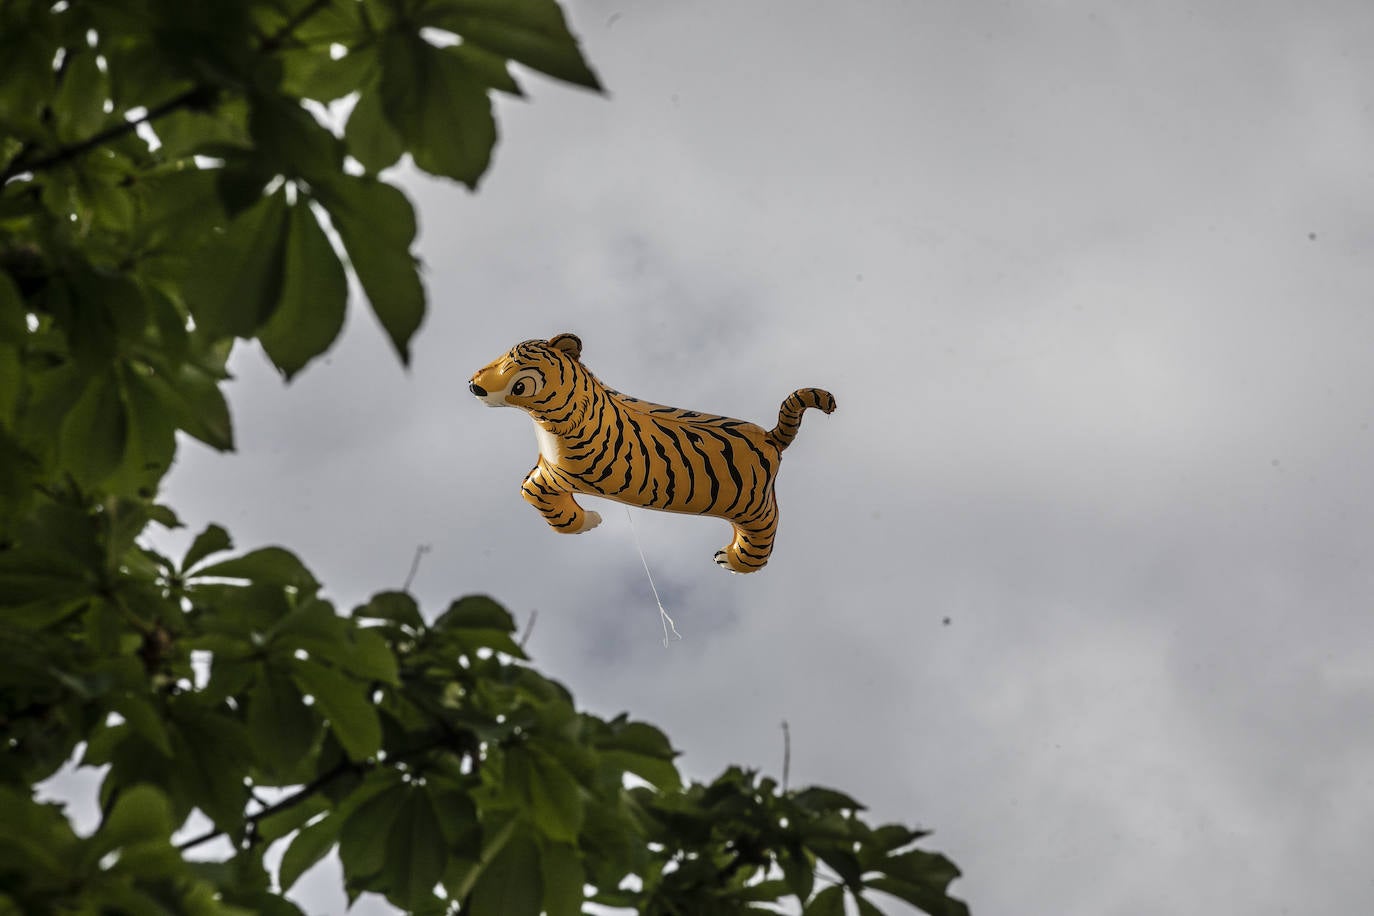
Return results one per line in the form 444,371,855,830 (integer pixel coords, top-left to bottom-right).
522,463,602,533
713,499,778,574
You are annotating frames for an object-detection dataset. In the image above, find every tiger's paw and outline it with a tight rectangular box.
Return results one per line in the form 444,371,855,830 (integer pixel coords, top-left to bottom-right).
574,510,602,533
715,544,769,574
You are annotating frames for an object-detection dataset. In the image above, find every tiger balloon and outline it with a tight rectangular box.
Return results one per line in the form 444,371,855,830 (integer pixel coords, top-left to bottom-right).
469,333,836,573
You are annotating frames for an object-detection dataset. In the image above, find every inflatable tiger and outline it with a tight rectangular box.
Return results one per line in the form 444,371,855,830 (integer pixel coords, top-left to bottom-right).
469,333,836,573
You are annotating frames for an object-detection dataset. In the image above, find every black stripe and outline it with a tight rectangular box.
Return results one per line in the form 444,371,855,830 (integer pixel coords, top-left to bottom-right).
663,424,700,506
649,431,675,505
625,415,653,497
697,428,744,514
587,404,629,488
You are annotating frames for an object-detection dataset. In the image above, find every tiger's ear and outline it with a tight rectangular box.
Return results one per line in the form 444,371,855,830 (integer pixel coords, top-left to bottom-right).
549,333,582,360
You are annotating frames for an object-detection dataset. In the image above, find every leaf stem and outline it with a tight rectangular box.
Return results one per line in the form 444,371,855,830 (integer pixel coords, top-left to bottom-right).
446,817,517,902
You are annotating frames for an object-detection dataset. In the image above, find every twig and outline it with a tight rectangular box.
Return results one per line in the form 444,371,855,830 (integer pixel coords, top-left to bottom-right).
781,720,791,794
518,609,538,650
402,544,431,592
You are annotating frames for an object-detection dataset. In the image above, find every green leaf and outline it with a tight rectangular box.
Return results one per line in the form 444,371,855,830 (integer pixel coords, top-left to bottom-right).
435,595,515,632
313,175,423,365
0,270,25,344
142,359,234,451
421,0,601,90
19,361,85,467
269,595,346,644
279,813,341,892
864,849,968,916
780,847,816,902
247,669,318,775
0,348,19,435
469,828,541,916
344,86,405,174
339,628,400,686
109,368,178,498
595,720,680,790
195,546,320,592
249,93,343,181
135,168,228,261
290,658,381,762
814,845,863,889
257,200,347,380
865,876,969,916
426,785,478,851
878,849,962,889
54,49,109,141
864,824,931,860
95,784,175,854
803,884,847,916
739,878,792,902
506,745,584,842
184,523,234,572
282,46,377,103
338,782,407,880
353,590,424,632
257,794,329,844
853,892,886,916
182,189,289,340
793,787,865,814
109,694,173,758
384,788,447,910
60,371,128,487
379,31,495,187
0,8,55,134
540,842,584,916
433,595,526,657
0,548,97,618
147,504,183,531
452,43,523,96
172,706,253,834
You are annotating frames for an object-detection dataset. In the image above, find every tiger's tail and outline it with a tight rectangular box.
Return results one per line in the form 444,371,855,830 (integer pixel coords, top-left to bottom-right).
766,388,836,451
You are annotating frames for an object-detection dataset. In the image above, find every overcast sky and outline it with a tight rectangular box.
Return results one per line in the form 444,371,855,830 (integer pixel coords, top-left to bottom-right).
126,1,1374,913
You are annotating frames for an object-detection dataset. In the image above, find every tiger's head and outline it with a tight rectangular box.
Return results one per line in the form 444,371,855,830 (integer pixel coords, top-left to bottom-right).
469,333,584,415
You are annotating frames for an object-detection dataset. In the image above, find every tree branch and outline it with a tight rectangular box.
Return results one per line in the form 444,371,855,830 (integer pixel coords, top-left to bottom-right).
176,756,361,853
1,87,207,184
1,0,334,185
174,730,463,853
260,0,334,52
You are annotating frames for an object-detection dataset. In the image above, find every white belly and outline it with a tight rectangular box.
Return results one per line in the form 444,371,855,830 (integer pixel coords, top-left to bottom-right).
532,420,561,464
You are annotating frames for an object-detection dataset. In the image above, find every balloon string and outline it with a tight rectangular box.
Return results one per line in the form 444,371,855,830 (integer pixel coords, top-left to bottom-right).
625,507,682,647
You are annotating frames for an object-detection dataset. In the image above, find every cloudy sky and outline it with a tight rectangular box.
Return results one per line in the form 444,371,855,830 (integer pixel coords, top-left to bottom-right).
126,1,1374,913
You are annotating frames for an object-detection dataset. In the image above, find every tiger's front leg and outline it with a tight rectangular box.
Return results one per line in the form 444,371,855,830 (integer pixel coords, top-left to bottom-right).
521,462,603,534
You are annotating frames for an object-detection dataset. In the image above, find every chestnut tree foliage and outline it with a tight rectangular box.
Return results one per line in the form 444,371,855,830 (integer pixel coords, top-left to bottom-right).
0,1,970,914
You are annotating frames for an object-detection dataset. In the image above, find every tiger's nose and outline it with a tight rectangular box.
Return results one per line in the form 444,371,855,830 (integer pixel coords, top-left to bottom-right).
469,381,487,397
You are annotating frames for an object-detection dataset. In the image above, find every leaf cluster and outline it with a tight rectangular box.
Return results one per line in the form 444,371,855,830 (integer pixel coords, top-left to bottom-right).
0,1,970,914
2,509,968,914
